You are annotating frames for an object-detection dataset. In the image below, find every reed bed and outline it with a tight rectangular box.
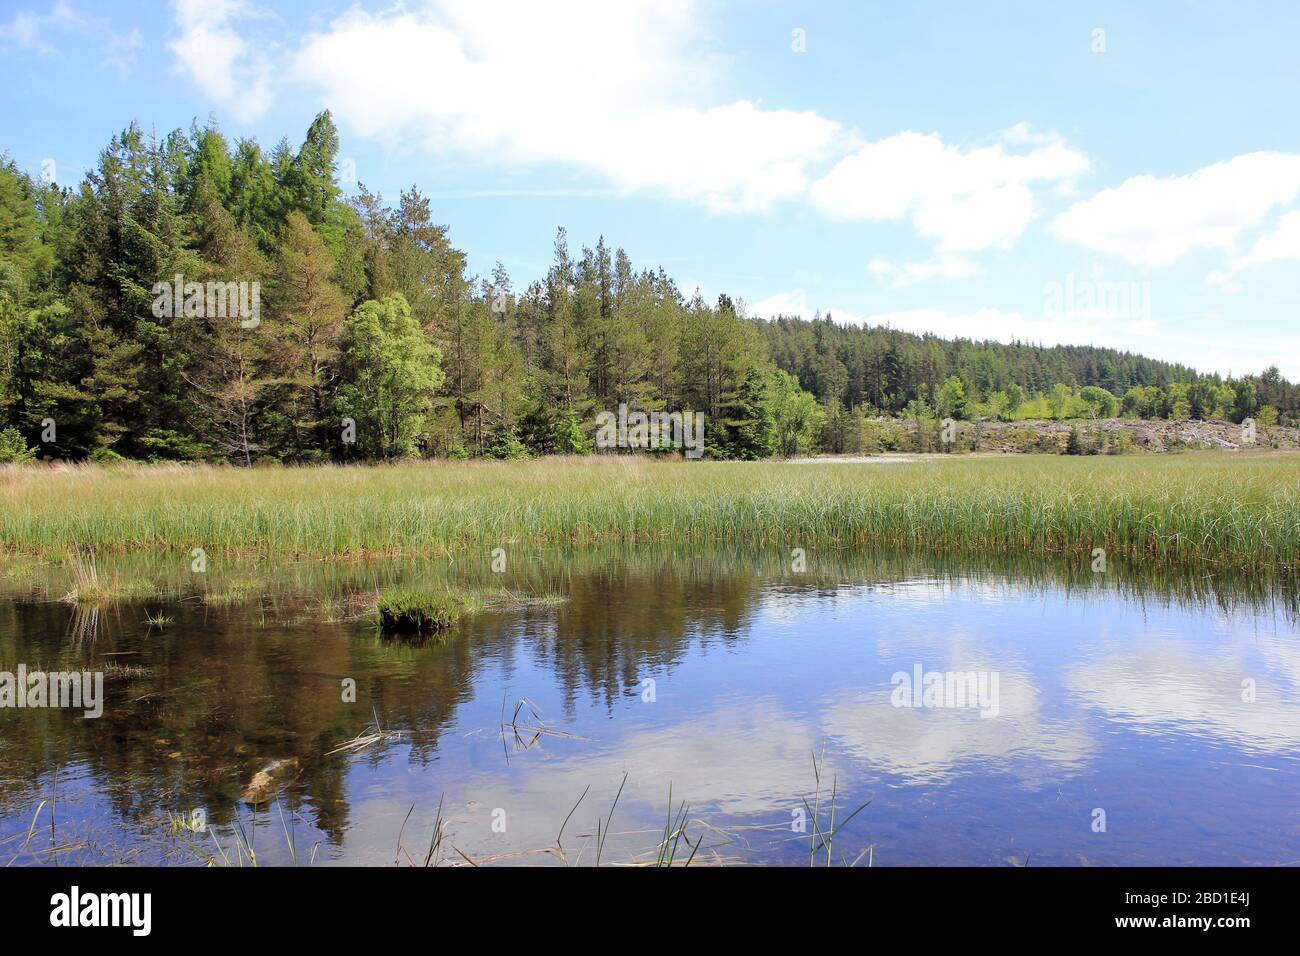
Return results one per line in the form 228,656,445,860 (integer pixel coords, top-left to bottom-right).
1,454,1298,571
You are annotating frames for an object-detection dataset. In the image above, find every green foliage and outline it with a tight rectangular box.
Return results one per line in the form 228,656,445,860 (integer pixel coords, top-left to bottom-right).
486,425,530,460
1,115,1296,466
768,369,825,457
548,408,594,455
1079,385,1119,418
720,366,776,459
377,587,478,633
935,375,970,421
88,446,125,464
0,426,35,462
336,293,443,459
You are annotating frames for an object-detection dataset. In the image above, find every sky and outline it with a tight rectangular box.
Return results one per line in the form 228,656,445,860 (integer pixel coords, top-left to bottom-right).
2,0,1299,377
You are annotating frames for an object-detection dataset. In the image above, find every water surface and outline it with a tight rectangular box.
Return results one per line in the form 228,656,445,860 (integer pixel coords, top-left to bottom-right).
1,549,1297,866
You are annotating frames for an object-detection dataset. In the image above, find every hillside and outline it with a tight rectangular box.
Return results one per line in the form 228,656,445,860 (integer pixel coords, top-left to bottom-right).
758,314,1299,422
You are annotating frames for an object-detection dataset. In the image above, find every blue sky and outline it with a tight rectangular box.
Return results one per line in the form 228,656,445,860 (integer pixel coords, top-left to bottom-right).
3,0,1299,376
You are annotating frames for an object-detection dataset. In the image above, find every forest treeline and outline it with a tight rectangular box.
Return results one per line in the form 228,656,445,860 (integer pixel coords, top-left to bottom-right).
1,111,1296,464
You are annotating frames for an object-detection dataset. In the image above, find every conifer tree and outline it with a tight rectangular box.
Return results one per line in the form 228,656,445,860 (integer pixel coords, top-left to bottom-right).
264,210,348,459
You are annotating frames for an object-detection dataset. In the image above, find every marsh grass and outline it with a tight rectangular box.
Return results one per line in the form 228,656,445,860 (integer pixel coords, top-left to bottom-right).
143,609,173,629
375,585,566,636
201,574,263,607
805,746,871,867
653,785,700,867
500,696,588,753
102,661,151,682
376,587,480,633
59,545,158,605
2,455,1297,570
326,710,405,755
191,801,320,868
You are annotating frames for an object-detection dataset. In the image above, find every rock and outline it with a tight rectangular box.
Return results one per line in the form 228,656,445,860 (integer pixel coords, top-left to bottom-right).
240,757,301,805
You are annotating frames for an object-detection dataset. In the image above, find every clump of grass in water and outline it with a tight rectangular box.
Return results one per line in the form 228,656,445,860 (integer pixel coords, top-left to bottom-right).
59,545,158,605
805,745,871,867
201,575,262,607
143,610,173,629
102,662,150,682
377,587,481,634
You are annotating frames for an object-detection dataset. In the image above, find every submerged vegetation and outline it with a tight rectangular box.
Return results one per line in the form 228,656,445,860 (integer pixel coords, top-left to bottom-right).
1,454,1297,571
56,546,158,605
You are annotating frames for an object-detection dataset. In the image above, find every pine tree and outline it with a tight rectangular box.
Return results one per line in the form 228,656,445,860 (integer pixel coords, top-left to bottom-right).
389,187,467,332
63,124,195,456
538,228,591,420
181,176,270,464
264,210,348,459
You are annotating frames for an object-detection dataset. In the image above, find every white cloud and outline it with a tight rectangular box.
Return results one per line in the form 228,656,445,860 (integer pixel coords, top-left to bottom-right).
868,254,982,288
1052,151,1300,268
1001,121,1059,147
102,27,142,79
1204,270,1243,295
745,288,863,324
808,130,1089,253
169,3,1088,240
290,2,842,213
1203,204,1300,294
0,1,79,54
1236,208,1300,268
168,0,273,122
2,3,143,79
864,307,1070,343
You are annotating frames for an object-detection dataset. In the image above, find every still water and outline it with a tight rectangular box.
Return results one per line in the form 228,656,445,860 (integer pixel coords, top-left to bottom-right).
1,549,1297,866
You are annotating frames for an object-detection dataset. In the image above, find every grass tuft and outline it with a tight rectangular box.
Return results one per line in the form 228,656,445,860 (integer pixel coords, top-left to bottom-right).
376,587,480,634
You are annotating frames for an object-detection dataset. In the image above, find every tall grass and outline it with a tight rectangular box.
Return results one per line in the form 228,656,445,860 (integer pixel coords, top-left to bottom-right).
1,454,1297,570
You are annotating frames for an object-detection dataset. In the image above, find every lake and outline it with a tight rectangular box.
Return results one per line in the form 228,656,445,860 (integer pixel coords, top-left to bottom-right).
1,547,1297,866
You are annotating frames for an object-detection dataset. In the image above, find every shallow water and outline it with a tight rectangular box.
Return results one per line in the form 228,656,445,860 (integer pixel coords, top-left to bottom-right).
1,549,1297,866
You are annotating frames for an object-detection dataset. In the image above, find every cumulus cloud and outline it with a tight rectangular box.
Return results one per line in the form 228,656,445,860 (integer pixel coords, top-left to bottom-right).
745,288,863,324
290,2,842,213
808,129,1089,253
864,307,1071,344
0,0,79,54
101,27,142,79
1235,208,1300,268
167,1,1097,240
168,0,273,121
868,254,982,288
1052,151,1300,268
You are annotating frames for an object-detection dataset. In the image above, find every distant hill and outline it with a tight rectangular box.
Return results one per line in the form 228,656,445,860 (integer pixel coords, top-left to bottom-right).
756,313,1298,420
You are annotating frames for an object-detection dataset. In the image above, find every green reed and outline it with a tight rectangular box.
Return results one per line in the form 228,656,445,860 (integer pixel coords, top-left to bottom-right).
1,454,1297,571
